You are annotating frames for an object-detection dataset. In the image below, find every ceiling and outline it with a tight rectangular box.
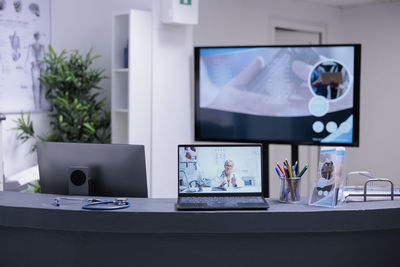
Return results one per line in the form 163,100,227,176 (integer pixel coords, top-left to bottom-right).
303,0,400,7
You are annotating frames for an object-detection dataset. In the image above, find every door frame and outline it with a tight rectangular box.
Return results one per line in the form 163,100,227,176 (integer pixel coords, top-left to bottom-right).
269,17,327,44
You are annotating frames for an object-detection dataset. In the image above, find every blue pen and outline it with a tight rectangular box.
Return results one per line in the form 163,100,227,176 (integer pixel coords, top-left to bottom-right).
275,167,282,178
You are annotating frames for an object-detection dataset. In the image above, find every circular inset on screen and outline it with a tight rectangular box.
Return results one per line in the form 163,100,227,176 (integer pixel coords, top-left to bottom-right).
339,121,351,133
312,121,324,133
308,96,329,117
326,121,338,133
308,59,352,102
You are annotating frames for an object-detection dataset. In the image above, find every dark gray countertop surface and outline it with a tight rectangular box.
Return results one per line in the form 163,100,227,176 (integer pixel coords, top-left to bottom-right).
1,191,399,234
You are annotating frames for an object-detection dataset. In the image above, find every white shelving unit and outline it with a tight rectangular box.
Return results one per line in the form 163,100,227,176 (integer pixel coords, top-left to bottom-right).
111,10,152,192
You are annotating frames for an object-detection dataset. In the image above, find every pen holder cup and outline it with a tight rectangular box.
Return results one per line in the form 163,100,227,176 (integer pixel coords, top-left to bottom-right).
279,177,301,203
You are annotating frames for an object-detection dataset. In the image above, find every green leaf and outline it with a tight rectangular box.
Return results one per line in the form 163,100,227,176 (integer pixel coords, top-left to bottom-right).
83,123,95,133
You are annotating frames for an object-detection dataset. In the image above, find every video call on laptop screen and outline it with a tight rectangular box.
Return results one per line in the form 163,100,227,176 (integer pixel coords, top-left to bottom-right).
178,145,262,194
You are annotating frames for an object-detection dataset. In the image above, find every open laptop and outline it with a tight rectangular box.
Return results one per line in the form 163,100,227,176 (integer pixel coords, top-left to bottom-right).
175,144,269,210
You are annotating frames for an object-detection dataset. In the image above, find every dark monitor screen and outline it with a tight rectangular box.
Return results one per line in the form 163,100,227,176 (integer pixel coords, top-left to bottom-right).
194,44,361,146
37,142,147,197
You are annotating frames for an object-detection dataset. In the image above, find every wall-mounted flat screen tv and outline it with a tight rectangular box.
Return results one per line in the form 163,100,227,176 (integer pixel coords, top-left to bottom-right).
194,44,361,146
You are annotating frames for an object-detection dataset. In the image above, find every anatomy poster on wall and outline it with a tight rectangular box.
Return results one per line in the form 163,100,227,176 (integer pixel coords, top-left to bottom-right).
0,0,50,113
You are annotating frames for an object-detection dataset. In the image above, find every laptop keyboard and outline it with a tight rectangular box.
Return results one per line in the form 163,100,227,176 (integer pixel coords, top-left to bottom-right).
179,196,266,204
177,196,269,210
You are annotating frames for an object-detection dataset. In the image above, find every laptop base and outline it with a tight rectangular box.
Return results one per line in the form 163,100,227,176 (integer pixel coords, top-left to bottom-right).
176,197,269,211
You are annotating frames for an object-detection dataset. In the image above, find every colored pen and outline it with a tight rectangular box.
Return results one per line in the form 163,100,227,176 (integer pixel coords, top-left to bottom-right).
282,163,287,178
298,164,308,177
276,162,284,176
284,166,295,200
275,167,282,178
293,161,298,177
285,159,292,178
283,165,289,178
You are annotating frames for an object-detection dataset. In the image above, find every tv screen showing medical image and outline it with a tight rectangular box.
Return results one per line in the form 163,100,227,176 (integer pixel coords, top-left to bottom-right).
195,44,361,145
178,146,262,194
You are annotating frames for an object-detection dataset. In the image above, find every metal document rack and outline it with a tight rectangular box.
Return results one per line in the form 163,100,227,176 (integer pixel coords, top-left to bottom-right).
342,171,400,202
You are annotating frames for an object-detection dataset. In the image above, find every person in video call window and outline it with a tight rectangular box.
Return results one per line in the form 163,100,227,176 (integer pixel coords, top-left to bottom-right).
213,160,244,189
310,65,328,98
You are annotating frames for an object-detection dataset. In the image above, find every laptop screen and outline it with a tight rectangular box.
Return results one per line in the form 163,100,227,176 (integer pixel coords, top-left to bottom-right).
178,145,262,194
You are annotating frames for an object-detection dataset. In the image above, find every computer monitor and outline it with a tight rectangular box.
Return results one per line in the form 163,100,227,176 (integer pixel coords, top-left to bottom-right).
37,142,147,197
195,44,361,146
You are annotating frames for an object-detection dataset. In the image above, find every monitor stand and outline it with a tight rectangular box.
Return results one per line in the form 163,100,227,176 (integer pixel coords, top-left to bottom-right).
261,143,299,198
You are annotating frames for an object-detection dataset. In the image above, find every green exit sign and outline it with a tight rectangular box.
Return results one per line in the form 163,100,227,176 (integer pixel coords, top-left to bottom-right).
180,0,191,5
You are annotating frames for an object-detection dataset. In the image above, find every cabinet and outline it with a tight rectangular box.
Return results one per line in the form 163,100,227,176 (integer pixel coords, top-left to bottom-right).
111,10,152,186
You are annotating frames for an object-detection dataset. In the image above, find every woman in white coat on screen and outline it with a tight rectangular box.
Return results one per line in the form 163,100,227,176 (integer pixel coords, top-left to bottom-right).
213,160,244,189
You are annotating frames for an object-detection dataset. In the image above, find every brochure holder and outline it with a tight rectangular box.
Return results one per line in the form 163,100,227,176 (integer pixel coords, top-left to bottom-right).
308,147,346,207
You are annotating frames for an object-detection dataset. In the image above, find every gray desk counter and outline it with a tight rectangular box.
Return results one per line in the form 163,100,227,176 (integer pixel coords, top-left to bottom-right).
0,191,399,266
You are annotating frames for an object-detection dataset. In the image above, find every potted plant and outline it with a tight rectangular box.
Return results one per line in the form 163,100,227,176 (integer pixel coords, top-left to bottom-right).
14,45,110,150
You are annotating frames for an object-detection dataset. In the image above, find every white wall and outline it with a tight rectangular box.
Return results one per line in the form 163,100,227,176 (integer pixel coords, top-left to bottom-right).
194,0,343,46
341,2,400,183
51,0,152,110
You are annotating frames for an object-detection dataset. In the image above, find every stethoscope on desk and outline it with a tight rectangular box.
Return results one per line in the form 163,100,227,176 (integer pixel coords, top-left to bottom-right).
53,197,131,210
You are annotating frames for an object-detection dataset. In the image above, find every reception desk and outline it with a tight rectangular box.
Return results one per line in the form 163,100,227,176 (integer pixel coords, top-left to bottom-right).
0,191,399,266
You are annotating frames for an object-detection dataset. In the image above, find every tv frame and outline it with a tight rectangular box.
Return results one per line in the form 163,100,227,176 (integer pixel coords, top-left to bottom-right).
194,44,361,147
